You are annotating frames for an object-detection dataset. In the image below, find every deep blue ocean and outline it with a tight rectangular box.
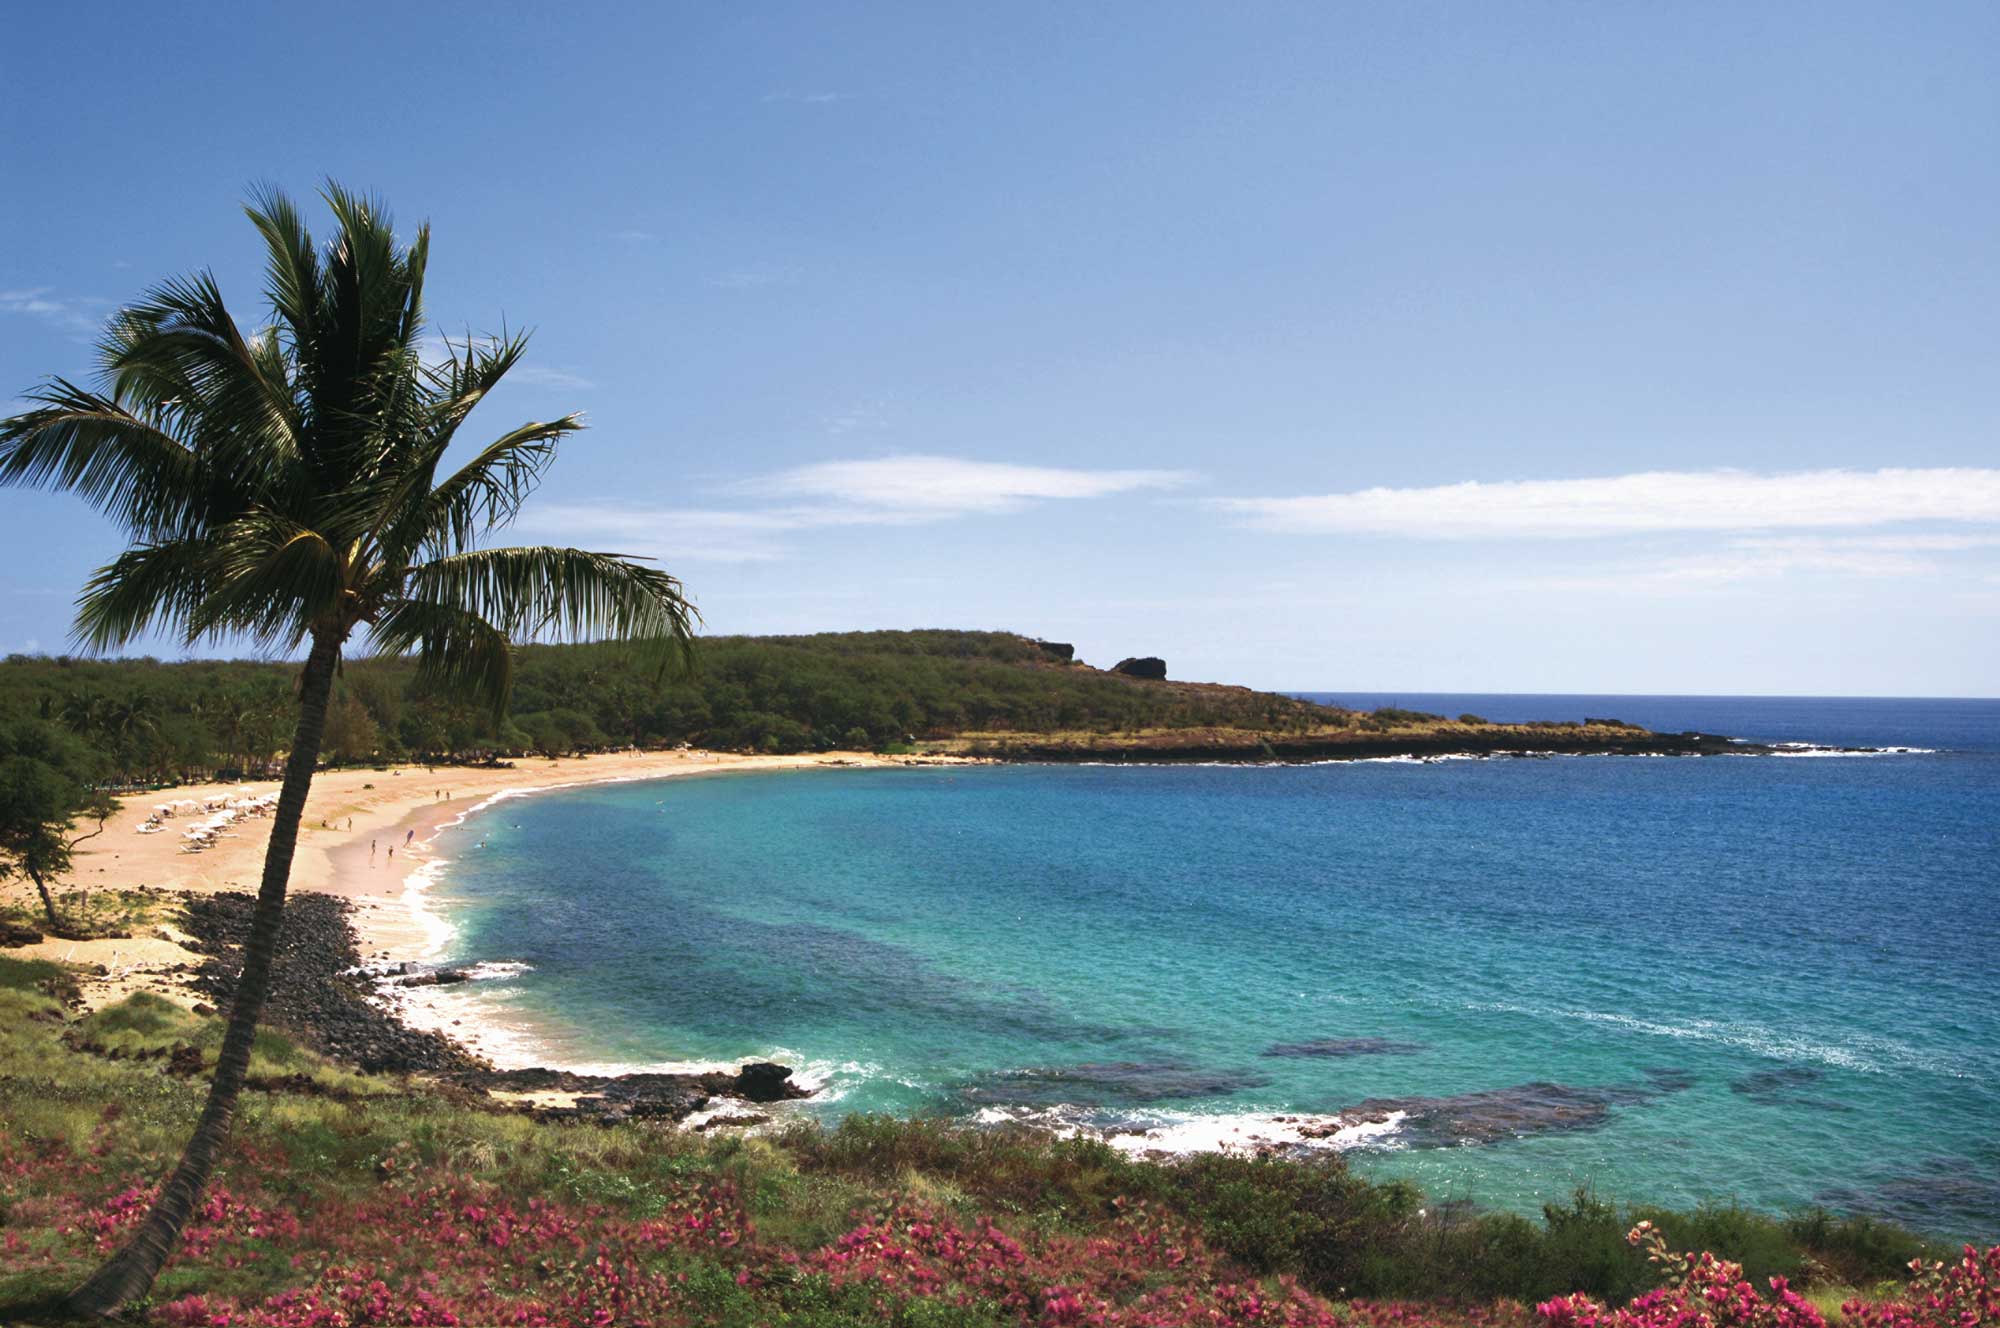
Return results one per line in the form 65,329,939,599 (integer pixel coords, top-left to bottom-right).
416,696,2000,1238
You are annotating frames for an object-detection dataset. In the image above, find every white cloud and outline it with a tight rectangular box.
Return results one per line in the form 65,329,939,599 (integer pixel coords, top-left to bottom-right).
526,455,1196,562
506,364,596,390
417,335,592,390
1516,531,2000,596
1219,468,2000,538
761,91,849,105
1,287,108,340
526,505,798,563
749,454,1196,515
609,229,656,243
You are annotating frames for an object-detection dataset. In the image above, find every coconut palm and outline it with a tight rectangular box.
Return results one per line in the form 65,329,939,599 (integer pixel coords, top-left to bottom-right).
0,183,696,1317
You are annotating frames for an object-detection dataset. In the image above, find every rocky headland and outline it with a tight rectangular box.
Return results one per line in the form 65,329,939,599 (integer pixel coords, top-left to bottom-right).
178,891,811,1126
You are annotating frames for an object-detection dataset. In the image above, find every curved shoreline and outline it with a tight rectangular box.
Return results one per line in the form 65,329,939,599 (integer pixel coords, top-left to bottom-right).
326,737,1924,1085
328,751,990,1077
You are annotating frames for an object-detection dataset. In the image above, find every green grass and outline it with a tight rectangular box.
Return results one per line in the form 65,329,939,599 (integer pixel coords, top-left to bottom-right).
2,888,181,941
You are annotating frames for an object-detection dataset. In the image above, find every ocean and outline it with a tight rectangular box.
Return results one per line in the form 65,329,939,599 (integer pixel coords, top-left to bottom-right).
408,696,2000,1238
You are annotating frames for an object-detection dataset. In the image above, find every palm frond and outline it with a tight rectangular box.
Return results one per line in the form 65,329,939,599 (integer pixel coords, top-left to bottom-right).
406,417,581,558
73,538,217,653
181,512,344,651
100,271,303,482
402,546,698,677
244,185,321,357
0,382,211,539
367,599,514,718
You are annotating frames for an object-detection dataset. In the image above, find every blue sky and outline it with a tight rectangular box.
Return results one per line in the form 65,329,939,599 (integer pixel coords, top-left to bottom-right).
3,2,1997,695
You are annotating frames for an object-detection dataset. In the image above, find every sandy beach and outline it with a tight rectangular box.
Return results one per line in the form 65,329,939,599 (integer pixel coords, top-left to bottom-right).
2,748,943,1013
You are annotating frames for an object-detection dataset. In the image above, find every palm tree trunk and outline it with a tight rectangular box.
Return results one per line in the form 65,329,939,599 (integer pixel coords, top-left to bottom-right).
62,632,342,1318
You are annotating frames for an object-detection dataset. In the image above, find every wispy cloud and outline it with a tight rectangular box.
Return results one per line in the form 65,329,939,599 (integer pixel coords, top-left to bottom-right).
1218,468,2000,538
823,403,888,436
525,505,801,563
506,364,596,391
417,335,592,391
1519,533,2000,595
608,229,656,243
748,455,1196,516
1,287,109,341
761,90,849,105
526,455,1197,562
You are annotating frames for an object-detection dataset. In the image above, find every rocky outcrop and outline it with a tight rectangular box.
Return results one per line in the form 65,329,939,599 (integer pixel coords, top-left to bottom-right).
181,891,814,1126
733,1060,803,1102
1111,657,1167,680
183,892,475,1074
469,1061,810,1124
1034,640,1076,663
384,965,472,988
966,728,1786,763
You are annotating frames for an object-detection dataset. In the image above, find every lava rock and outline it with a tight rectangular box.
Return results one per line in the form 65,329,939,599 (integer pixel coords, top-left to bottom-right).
1111,657,1167,680
731,1061,805,1102
182,893,479,1075
387,967,473,987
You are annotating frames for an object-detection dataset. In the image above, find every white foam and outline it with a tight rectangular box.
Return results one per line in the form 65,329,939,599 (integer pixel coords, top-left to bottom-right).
968,1104,1409,1156
462,960,534,980
1463,1001,1963,1076
396,855,458,963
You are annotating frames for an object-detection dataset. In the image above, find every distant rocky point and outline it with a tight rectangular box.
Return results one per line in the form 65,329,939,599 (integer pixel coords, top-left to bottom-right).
1112,656,1168,680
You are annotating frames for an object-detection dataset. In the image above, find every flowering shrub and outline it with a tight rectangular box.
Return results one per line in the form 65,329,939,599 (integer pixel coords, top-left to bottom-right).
6,1099,1997,1328
1840,1244,1998,1328
1537,1222,1826,1328
1539,1224,2000,1328
806,1202,1344,1325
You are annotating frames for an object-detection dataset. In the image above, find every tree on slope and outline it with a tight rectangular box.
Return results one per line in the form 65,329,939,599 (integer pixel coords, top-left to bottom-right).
0,716,113,934
0,183,697,1317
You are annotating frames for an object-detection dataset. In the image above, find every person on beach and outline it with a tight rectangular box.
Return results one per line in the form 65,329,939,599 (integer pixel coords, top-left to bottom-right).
405,829,414,846
370,839,377,863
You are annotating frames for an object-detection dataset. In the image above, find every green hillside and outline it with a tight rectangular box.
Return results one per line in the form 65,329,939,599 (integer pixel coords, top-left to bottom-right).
0,631,1342,781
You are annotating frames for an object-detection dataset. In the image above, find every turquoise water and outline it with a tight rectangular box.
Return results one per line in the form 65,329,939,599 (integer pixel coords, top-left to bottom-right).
421,697,2000,1238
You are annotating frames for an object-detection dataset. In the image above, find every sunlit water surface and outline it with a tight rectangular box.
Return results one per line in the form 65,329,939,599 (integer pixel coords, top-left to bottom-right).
416,696,2000,1237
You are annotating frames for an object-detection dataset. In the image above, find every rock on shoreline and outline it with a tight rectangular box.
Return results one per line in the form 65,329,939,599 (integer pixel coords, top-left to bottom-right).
180,892,811,1126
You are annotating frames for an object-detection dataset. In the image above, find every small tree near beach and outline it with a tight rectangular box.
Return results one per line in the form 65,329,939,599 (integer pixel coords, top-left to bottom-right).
0,716,114,935
0,183,698,1317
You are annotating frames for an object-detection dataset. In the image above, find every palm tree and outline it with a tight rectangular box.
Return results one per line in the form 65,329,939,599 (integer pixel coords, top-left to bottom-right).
0,183,697,1317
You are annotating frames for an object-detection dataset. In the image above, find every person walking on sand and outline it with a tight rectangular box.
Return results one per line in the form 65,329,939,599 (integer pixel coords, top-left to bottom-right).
405,829,414,846
370,839,377,864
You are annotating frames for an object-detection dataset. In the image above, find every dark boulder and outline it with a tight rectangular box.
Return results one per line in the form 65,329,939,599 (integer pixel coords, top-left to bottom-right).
1034,640,1076,663
730,1061,806,1102
1111,657,1167,680
0,920,43,947
387,966,473,988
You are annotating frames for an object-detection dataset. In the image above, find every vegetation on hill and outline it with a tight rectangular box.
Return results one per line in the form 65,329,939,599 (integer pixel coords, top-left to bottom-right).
0,954,1985,1327
0,630,1677,785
